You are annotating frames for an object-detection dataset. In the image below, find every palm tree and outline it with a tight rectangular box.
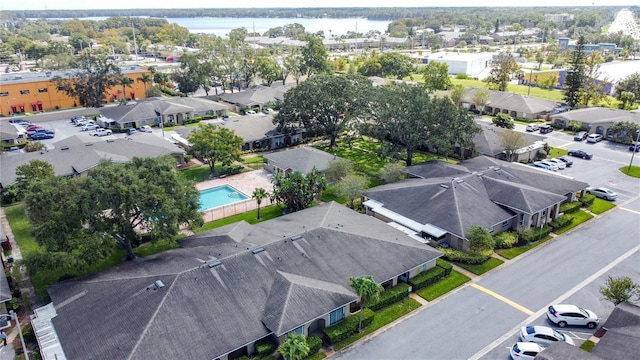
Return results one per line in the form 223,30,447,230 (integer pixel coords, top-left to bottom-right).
349,275,383,333
278,332,309,360
137,73,153,95
252,187,269,220
119,75,134,101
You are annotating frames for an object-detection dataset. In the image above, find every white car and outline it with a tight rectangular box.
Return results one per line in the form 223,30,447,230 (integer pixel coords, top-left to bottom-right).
585,187,617,201
510,342,546,360
140,125,153,133
547,304,599,329
81,123,100,132
525,123,540,132
546,158,566,169
539,160,559,171
245,110,257,115
586,133,603,143
520,325,575,346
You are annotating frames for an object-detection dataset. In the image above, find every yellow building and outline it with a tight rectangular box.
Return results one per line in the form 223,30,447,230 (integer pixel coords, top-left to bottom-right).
0,66,151,116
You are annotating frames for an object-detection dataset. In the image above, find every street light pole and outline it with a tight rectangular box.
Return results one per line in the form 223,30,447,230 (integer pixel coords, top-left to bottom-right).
628,129,640,172
2,311,28,360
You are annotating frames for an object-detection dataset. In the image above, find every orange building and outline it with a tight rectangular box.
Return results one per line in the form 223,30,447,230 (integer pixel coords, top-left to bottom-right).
0,66,151,116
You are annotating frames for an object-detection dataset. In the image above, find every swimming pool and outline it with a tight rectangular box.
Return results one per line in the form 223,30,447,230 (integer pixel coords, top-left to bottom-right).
199,185,249,211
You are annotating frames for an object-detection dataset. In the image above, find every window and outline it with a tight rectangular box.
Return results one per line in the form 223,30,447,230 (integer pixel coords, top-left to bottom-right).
519,214,525,225
420,263,427,272
502,220,509,228
38,88,48,93
292,326,303,335
20,90,30,95
0,92,8,97
328,307,344,326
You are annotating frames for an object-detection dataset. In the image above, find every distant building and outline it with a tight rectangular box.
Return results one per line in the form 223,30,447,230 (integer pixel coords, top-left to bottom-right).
421,52,493,78
558,38,623,55
544,13,575,23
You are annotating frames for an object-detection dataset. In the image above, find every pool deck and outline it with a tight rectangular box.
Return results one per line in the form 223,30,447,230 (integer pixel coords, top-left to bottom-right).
196,169,275,223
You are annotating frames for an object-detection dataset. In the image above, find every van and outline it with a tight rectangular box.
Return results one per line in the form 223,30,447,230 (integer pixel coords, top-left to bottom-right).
586,134,603,143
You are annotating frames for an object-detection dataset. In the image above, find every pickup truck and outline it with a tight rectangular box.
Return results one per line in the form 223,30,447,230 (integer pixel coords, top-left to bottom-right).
89,128,113,137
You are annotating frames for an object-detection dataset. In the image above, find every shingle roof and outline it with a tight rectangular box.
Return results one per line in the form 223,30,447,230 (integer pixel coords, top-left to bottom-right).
534,341,602,360
45,202,442,360
464,88,561,114
219,84,293,107
591,302,640,359
174,115,279,143
263,147,341,174
473,123,546,156
550,107,640,126
99,97,228,124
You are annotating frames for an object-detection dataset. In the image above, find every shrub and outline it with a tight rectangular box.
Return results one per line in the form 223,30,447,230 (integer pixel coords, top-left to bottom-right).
492,113,514,129
579,193,596,207
21,323,36,343
436,258,453,276
366,283,410,311
494,232,518,249
7,297,21,312
323,308,375,344
306,335,322,355
437,247,493,264
549,214,573,230
255,338,276,357
455,73,470,79
560,201,581,214
408,266,445,291
517,225,553,243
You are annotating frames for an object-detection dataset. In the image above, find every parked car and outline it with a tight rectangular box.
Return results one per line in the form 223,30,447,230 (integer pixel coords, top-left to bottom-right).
539,160,560,171
532,161,557,171
585,187,617,201
629,141,640,152
539,125,553,134
34,128,55,135
567,150,593,159
127,128,137,135
586,134,603,143
557,157,573,167
245,110,257,115
546,158,566,169
526,123,540,132
139,125,153,133
573,131,588,141
547,304,599,329
81,124,100,131
89,128,113,137
30,132,55,140
25,124,42,132
510,342,546,360
520,325,575,346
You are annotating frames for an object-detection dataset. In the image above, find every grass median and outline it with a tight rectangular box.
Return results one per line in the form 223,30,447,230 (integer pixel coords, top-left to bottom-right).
417,270,471,301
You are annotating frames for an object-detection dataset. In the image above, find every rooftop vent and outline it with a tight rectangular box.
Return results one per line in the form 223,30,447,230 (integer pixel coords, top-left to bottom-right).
456,179,464,184
206,259,221,268
252,247,265,254
440,184,449,189
85,143,93,146
476,172,484,176
60,145,69,150
154,280,165,289
282,232,295,238
291,235,303,242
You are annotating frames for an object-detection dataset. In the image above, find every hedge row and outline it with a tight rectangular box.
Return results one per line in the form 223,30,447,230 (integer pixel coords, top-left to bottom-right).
407,266,445,291
560,201,582,214
549,214,573,230
579,193,596,207
306,335,322,356
517,225,553,243
436,258,453,276
255,338,276,357
323,308,375,344
493,232,518,249
437,247,493,264
366,283,410,312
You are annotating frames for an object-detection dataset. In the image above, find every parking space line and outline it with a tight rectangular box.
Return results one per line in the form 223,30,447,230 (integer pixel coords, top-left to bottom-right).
620,207,640,215
470,284,534,316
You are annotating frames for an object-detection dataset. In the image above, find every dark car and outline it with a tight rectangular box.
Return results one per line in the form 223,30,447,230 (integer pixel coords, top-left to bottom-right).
567,149,593,159
558,157,573,167
630,142,640,152
539,125,553,134
30,132,54,140
574,131,588,141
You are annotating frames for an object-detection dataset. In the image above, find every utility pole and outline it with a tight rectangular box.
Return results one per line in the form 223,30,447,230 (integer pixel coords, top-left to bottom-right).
355,21,358,54
132,22,139,62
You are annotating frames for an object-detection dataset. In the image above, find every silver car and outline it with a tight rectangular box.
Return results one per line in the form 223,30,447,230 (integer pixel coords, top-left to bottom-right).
585,187,617,201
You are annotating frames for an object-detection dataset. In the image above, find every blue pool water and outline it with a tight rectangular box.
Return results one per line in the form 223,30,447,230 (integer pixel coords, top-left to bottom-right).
199,185,249,211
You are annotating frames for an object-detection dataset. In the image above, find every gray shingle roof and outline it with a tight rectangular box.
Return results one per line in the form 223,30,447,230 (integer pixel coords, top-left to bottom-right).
174,115,279,143
591,302,640,359
550,107,640,126
263,147,341,174
534,341,602,360
473,123,546,156
464,88,561,115
219,84,293,107
46,202,442,360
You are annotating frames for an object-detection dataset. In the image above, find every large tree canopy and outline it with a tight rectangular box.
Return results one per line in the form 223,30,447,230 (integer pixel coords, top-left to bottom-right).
24,156,203,264
422,61,451,93
53,53,121,107
564,36,587,109
484,52,520,92
188,124,244,174
270,169,327,213
274,73,373,147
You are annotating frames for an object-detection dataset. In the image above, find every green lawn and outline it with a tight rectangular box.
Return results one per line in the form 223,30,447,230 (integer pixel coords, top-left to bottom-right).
319,184,349,204
553,210,594,235
549,147,568,157
333,298,422,351
454,257,504,275
497,236,553,260
417,270,471,301
588,199,616,215
448,78,566,102
620,165,640,178
195,204,284,232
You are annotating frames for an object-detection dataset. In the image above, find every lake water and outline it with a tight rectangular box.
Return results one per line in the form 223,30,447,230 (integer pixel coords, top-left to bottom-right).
46,16,390,37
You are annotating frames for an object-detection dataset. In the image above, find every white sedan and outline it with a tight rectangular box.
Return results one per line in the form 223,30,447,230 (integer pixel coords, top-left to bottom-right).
547,304,599,329
140,125,153,133
585,187,617,201
510,342,545,359
546,158,566,169
520,325,575,346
